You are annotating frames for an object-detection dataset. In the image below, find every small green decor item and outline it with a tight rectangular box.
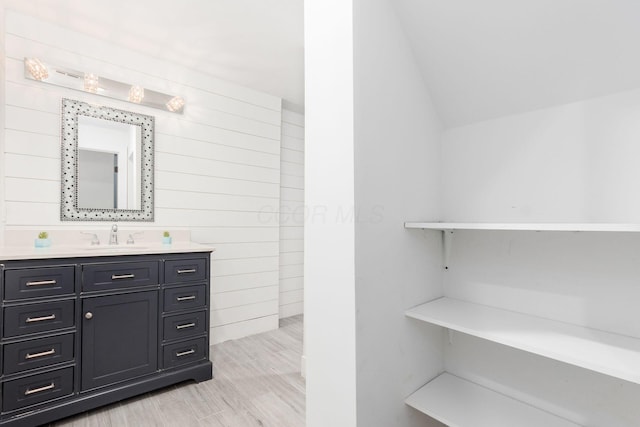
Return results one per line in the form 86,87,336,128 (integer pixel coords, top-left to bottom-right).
162,231,172,244
35,231,51,248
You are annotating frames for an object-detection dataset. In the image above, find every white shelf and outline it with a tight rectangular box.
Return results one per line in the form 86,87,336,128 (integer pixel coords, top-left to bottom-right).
406,373,581,427
404,222,640,232
406,297,640,385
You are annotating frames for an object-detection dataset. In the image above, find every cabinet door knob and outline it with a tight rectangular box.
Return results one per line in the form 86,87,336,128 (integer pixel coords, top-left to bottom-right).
85,312,93,319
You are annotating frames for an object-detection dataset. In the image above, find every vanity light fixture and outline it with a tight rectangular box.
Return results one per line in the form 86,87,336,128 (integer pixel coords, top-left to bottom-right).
23,57,185,114
128,85,145,103
25,58,49,81
166,96,185,113
83,73,99,93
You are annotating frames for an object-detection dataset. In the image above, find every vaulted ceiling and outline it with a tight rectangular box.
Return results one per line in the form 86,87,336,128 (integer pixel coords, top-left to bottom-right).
5,1,640,126
393,0,640,127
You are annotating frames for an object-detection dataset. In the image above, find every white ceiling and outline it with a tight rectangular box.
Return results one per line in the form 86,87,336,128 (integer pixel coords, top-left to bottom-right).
4,0,305,111
5,1,640,126
393,0,640,127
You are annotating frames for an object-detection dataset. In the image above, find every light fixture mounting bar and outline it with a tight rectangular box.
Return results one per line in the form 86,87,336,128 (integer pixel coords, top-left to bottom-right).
24,57,185,114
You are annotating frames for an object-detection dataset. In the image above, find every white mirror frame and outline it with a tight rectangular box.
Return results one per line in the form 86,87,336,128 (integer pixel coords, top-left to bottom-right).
61,98,155,221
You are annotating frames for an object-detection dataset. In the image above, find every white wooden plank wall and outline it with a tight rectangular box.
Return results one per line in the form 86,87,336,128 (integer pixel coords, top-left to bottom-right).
279,109,304,318
0,5,7,244
2,11,282,343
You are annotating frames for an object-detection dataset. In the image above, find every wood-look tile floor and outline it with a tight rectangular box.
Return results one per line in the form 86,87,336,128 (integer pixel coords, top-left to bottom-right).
49,315,305,427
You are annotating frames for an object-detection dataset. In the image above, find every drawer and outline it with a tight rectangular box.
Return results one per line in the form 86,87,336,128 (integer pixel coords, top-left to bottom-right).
82,261,159,292
2,366,74,412
163,284,207,313
4,266,75,301
163,311,207,341
162,337,207,369
3,333,75,375
4,300,75,338
164,258,206,285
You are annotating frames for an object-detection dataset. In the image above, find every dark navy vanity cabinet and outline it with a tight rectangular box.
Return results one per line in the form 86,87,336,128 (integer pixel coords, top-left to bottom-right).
0,251,213,426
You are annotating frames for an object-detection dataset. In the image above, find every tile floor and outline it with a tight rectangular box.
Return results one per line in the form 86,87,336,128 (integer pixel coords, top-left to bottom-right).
50,315,305,426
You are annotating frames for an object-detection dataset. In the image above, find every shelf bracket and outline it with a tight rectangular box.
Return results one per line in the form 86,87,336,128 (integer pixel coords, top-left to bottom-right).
442,230,454,269
447,329,454,345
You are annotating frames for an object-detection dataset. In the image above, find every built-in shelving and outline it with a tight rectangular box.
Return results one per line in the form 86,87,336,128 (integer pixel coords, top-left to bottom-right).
404,221,640,268
406,373,581,427
406,297,640,385
405,222,640,422
404,222,640,232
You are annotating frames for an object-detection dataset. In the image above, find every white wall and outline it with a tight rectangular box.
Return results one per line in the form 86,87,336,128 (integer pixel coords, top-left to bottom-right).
0,4,7,245
440,90,640,425
279,108,304,318
353,1,444,426
442,89,640,223
305,0,445,426
2,10,283,344
304,0,357,425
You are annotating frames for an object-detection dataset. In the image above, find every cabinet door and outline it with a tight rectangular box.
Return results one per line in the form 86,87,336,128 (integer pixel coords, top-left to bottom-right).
81,291,158,391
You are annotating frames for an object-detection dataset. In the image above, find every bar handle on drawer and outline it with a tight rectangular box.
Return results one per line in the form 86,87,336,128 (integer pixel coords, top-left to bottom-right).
24,382,55,395
25,348,56,360
111,273,135,280
176,322,196,330
26,314,56,323
176,349,196,357
26,279,57,287
177,269,196,274
176,295,196,302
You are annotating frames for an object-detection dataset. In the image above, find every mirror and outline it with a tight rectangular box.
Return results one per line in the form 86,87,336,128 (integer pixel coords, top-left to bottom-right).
61,98,154,221
76,116,142,210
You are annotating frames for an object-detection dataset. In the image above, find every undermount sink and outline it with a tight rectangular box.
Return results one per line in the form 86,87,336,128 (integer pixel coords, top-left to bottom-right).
80,246,148,251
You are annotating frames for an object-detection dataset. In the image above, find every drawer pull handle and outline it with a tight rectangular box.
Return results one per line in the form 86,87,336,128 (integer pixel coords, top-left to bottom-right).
25,348,56,359
177,269,196,274
26,314,56,323
176,295,196,302
26,279,57,287
176,322,196,330
24,382,55,395
176,349,196,357
111,273,135,280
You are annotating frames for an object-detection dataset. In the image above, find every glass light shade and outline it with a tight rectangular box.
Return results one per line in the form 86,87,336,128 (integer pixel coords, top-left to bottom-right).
166,96,185,112
25,58,49,81
128,85,145,103
84,73,99,93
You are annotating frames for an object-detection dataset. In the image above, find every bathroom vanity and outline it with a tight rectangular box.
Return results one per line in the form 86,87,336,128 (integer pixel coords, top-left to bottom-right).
0,244,213,426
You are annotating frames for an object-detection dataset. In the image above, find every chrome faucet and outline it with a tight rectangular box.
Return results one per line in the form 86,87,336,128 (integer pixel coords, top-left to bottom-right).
109,224,118,245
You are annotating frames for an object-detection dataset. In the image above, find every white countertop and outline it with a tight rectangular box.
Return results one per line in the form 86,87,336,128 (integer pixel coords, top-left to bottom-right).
0,241,215,261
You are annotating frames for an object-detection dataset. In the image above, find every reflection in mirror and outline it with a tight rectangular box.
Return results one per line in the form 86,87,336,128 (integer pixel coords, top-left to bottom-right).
61,98,154,221
77,116,142,210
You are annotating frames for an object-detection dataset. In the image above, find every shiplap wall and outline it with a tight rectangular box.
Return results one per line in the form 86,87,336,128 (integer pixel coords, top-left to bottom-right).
0,5,6,244
279,109,304,318
2,11,284,343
